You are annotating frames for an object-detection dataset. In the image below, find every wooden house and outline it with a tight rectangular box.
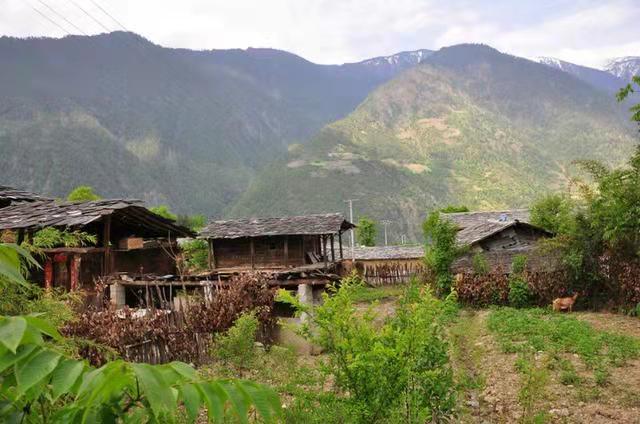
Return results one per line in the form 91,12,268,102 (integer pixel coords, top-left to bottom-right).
199,213,355,284
443,210,554,273
0,199,194,293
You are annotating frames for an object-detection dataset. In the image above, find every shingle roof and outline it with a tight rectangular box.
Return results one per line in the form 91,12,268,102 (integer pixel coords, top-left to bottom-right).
455,220,550,246
349,245,424,260
444,209,530,229
0,185,51,206
0,199,194,237
199,213,355,239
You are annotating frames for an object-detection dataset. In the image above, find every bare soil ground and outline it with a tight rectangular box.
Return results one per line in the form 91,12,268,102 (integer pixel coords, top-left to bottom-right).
454,310,640,424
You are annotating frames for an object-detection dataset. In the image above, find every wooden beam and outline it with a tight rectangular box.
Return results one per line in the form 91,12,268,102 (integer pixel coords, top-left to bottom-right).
338,232,343,259
284,235,289,267
330,234,335,262
103,215,112,276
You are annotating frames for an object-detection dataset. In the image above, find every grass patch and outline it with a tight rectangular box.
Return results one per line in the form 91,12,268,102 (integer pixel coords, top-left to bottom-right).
348,285,405,303
487,308,640,372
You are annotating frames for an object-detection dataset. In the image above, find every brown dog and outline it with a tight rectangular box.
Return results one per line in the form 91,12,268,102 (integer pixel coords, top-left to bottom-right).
552,293,579,312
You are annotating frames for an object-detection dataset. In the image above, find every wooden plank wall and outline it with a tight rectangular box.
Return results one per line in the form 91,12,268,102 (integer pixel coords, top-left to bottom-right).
213,235,318,269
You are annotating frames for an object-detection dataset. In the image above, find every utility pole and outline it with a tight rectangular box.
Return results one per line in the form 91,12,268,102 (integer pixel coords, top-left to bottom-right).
344,199,358,261
381,220,392,246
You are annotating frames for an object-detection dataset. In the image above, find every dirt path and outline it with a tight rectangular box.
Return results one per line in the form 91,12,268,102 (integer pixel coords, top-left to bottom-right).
453,310,640,423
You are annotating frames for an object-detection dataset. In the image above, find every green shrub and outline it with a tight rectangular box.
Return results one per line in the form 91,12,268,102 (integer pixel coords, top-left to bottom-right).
280,278,458,423
472,252,489,275
509,278,531,308
181,239,209,273
213,312,259,369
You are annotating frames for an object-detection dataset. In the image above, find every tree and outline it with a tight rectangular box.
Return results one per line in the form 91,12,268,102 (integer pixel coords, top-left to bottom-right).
150,205,177,221
356,217,377,246
423,211,461,296
617,75,640,124
177,214,207,232
67,186,101,202
530,193,575,235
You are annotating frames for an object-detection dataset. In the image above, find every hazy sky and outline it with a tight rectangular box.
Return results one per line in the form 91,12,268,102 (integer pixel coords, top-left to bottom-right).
3,0,639,68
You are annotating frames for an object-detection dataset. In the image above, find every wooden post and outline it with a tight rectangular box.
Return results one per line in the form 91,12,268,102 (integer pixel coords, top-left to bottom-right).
284,235,289,267
322,235,328,269
330,234,335,262
16,229,24,245
70,254,81,291
208,240,214,270
250,238,255,270
338,232,343,259
44,258,53,291
103,215,112,276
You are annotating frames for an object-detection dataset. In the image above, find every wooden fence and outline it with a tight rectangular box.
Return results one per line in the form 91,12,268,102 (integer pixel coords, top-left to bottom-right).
124,331,212,365
349,259,425,286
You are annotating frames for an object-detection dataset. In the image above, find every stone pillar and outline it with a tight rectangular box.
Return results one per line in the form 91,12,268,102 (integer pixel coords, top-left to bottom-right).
110,282,126,309
298,283,313,323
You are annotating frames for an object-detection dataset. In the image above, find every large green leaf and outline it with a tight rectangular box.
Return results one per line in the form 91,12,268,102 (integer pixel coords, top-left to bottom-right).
220,381,249,424
197,382,227,422
240,380,282,422
15,349,61,395
0,344,36,373
0,317,27,353
24,315,61,340
179,383,201,423
132,363,176,418
51,359,85,400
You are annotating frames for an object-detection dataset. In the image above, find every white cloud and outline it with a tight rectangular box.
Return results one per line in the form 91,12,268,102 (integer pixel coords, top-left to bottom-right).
1,0,638,68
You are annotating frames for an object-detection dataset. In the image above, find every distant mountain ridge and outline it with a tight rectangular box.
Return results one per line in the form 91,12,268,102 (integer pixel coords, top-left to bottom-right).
233,44,637,240
605,56,640,82
538,56,626,93
1,33,638,239
0,32,430,215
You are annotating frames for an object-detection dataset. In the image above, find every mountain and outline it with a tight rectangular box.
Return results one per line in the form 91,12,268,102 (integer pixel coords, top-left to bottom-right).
605,57,640,82
538,57,626,94
346,49,433,79
0,32,426,214
232,44,638,241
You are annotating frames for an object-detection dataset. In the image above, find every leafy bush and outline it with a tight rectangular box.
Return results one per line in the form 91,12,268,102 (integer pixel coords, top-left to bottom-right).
181,239,209,273
508,278,531,308
31,227,97,249
356,216,377,246
67,185,101,201
149,205,177,220
213,312,259,369
508,255,531,308
280,278,458,423
0,315,281,423
423,211,462,296
472,252,489,275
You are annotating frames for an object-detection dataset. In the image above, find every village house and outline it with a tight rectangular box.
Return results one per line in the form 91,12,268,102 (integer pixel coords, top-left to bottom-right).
198,213,355,285
443,209,554,273
0,198,194,302
343,209,553,284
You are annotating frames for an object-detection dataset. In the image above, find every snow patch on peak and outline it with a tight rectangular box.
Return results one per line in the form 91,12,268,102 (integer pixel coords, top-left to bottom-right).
605,56,640,81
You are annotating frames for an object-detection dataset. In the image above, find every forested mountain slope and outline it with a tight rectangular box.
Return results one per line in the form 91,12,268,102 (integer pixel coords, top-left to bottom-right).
232,45,638,241
0,32,429,213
